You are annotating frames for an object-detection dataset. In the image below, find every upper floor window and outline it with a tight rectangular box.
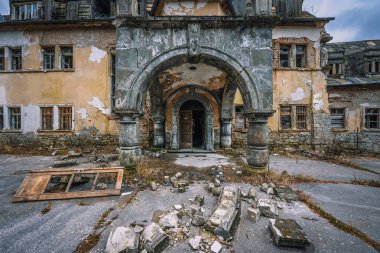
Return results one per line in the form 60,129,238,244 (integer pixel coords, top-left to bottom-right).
61,47,73,69
11,48,22,70
12,2,39,20
280,105,308,130
280,45,290,68
368,61,380,74
43,47,55,70
9,107,22,130
0,48,4,71
329,63,344,76
296,46,306,68
330,108,345,129
365,108,379,129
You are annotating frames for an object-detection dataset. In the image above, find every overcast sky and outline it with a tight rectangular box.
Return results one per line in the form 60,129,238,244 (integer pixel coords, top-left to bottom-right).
1,0,379,42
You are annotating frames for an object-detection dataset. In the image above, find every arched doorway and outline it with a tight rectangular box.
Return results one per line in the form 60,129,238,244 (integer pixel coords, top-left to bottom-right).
179,100,205,149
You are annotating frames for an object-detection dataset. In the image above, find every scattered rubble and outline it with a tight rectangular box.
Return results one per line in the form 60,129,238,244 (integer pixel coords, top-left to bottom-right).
274,187,299,202
266,187,274,195
261,183,269,192
188,236,202,250
140,223,169,253
269,219,310,248
105,227,139,253
258,199,279,218
159,211,179,229
210,240,222,253
51,160,78,168
150,181,158,191
247,207,260,223
194,195,204,206
67,151,82,158
248,188,256,200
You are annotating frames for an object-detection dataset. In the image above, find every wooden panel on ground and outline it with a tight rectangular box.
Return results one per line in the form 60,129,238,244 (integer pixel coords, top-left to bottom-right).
13,167,124,203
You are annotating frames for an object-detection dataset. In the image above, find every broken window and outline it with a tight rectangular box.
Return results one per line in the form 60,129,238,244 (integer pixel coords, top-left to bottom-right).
11,48,22,70
296,45,306,68
9,107,21,130
330,108,345,129
59,107,72,130
12,3,38,20
365,108,380,129
280,45,290,68
43,47,55,70
13,168,124,202
280,106,292,129
235,106,246,129
111,54,116,108
40,107,53,130
61,47,73,69
296,106,307,129
0,48,4,71
0,107,3,130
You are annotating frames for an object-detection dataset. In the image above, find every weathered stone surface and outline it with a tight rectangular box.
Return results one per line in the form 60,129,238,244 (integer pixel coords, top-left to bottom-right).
267,187,274,195
188,235,202,250
274,187,299,202
258,199,279,218
247,207,260,223
205,186,241,240
141,223,169,253
269,219,310,248
261,183,269,192
210,241,222,253
212,186,222,196
150,181,158,191
192,214,206,227
194,195,204,206
248,188,256,200
105,226,139,253
159,211,179,229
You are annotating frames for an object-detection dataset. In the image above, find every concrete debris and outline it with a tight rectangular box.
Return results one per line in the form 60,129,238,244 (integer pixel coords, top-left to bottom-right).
51,160,78,168
258,199,279,218
150,181,158,191
268,182,276,188
159,211,179,229
240,191,248,198
236,171,242,176
175,172,183,179
210,241,222,253
190,204,201,217
274,187,299,202
205,186,241,240
214,179,221,187
178,182,187,193
247,207,260,223
248,188,256,200
173,204,183,210
192,214,206,227
207,183,215,191
105,226,139,253
188,236,202,250
211,186,222,196
68,151,82,158
133,225,145,234
163,176,171,186
267,187,274,195
141,223,169,253
261,183,269,192
269,219,310,248
194,195,204,206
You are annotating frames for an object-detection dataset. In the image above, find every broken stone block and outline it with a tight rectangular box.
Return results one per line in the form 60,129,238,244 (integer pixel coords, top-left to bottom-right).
212,186,222,196
267,187,274,195
175,172,182,179
159,211,179,229
247,207,260,223
150,181,158,191
192,214,206,226
274,187,299,202
190,204,201,217
269,219,310,248
163,176,171,186
210,241,222,253
68,151,82,158
240,191,248,198
258,199,279,218
178,182,186,193
105,226,139,253
207,183,215,191
194,195,204,206
133,225,144,234
51,160,78,168
261,183,269,192
214,179,221,187
205,186,241,240
173,204,183,210
141,223,169,253
268,182,276,188
248,188,256,200
188,235,202,250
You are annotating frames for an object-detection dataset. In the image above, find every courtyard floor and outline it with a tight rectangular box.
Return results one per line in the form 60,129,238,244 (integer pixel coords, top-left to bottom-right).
0,152,379,253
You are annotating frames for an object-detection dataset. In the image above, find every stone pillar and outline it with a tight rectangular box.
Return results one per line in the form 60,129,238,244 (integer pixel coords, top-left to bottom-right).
119,114,141,168
171,112,179,150
221,119,232,148
153,117,164,148
246,112,272,169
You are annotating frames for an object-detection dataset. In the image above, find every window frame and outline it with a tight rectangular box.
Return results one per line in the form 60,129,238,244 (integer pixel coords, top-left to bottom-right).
0,48,4,71
364,108,380,130
295,45,306,68
0,106,4,130
11,48,22,71
60,46,73,69
8,106,22,131
40,106,54,130
12,2,39,20
330,107,346,130
279,104,309,131
279,45,291,68
58,106,73,131
42,47,55,70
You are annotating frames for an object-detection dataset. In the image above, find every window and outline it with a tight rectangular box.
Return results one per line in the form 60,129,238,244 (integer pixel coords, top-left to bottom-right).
280,106,292,129
9,107,21,130
11,48,22,70
235,106,246,129
280,45,290,68
59,107,72,130
0,107,3,130
0,48,4,71
330,108,345,129
61,47,73,69
368,61,380,74
365,108,379,129
12,3,38,20
41,107,53,130
43,47,55,70
329,63,344,76
280,105,308,130
296,46,306,68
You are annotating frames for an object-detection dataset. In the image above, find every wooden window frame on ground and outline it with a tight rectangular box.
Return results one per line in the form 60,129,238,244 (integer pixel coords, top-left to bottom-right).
364,108,380,130
280,105,309,131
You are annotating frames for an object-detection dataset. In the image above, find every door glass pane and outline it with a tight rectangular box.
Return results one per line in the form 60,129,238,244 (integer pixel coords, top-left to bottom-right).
69,173,97,192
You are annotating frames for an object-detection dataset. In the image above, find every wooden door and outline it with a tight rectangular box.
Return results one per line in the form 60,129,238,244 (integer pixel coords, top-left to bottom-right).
180,110,192,149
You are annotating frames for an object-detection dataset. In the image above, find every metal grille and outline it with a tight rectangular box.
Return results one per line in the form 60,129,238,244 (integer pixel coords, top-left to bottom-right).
9,107,21,130
43,48,55,70
365,108,379,129
296,106,307,129
41,107,53,130
59,107,72,130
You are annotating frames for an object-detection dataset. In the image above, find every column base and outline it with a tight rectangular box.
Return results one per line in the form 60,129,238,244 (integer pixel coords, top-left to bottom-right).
119,146,141,168
246,146,269,169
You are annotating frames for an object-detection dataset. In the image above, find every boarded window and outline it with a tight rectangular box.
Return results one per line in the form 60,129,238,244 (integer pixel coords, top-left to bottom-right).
365,108,379,129
9,107,21,130
0,107,3,129
280,45,290,68
235,106,246,129
13,168,124,202
330,108,345,129
61,47,73,69
59,107,72,130
280,106,292,129
0,48,4,70
43,47,55,70
296,46,306,68
296,106,307,129
11,48,22,70
41,107,53,130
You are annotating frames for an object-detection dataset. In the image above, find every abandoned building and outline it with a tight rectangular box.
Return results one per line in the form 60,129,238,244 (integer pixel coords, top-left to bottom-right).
0,0,378,168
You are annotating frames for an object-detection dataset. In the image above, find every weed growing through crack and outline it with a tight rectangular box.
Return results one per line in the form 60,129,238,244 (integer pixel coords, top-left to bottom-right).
41,201,52,215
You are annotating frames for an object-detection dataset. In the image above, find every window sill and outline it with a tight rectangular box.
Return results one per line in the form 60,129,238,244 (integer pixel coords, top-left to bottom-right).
0,69,75,74
0,130,22,133
37,130,74,134
279,129,310,133
331,128,348,132
273,67,320,71
363,129,380,133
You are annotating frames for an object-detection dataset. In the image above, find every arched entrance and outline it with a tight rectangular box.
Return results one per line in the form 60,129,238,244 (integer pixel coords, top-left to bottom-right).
179,100,205,149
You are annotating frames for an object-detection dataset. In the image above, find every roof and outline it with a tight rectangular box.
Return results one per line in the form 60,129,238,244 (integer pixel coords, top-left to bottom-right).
327,76,380,87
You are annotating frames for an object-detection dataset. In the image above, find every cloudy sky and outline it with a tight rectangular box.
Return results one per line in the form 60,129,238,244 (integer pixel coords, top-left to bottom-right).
1,0,379,42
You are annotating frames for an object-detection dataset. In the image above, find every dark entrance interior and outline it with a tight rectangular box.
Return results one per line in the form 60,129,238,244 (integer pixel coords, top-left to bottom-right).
179,100,205,149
